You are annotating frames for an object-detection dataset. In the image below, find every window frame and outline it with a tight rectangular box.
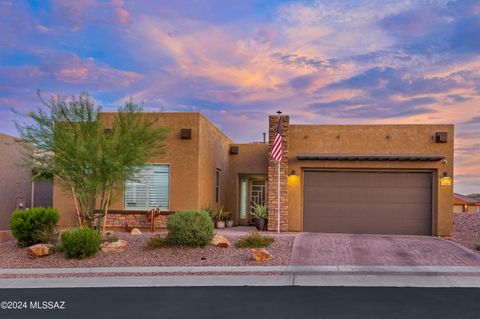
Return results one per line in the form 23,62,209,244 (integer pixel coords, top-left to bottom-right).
215,168,221,204
124,163,171,210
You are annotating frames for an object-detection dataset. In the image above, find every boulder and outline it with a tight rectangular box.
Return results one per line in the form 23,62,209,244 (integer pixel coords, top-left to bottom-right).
251,248,272,261
27,244,55,259
130,228,142,235
100,239,128,253
210,234,230,248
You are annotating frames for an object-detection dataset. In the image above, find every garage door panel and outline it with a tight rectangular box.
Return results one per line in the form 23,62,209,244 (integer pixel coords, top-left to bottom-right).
303,171,432,235
305,187,431,204
305,171,432,188
313,216,431,235
304,202,431,219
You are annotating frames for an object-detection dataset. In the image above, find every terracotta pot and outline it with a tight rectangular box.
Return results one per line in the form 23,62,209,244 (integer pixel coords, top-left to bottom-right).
255,218,266,231
216,221,225,229
226,220,234,227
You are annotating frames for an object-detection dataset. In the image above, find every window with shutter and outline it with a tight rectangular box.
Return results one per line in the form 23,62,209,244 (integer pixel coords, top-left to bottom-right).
124,164,170,210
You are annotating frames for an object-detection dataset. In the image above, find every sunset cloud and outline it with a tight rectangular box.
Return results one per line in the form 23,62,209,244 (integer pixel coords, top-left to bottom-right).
0,0,479,194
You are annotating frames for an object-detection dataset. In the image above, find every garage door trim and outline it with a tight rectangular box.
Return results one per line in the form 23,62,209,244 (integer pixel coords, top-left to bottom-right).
301,169,435,235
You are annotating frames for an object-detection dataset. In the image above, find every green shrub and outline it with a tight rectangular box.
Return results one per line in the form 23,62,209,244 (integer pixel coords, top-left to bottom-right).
167,210,214,247
235,231,274,248
9,207,60,247
146,235,170,249
61,227,101,259
101,234,119,243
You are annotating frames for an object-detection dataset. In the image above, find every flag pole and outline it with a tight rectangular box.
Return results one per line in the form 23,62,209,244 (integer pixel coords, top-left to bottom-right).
277,159,280,234
276,111,282,234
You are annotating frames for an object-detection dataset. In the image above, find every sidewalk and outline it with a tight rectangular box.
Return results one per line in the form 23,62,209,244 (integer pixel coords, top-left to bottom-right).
3,265,480,288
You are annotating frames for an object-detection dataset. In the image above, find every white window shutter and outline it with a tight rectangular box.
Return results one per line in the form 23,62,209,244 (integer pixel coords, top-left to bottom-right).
125,165,170,210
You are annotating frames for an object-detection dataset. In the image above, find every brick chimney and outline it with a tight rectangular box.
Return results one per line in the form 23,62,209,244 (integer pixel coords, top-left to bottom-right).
267,114,289,231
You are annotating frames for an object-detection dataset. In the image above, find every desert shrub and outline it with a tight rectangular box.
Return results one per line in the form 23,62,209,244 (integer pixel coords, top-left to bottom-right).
9,207,60,247
101,234,119,243
146,235,170,249
167,210,214,247
61,227,101,259
235,231,274,248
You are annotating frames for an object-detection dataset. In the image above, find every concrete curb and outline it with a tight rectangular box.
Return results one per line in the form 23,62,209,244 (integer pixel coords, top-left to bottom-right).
4,266,480,288
4,273,480,288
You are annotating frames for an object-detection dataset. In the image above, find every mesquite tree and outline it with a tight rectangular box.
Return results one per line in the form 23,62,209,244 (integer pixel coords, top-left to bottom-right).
15,93,169,231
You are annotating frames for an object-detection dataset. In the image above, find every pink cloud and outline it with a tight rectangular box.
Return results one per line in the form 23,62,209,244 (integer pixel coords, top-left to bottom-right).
115,8,130,24
51,54,143,87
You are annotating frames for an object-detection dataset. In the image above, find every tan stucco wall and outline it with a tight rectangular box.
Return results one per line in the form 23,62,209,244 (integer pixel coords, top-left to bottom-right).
53,112,229,227
197,114,232,209
287,124,454,236
226,143,269,223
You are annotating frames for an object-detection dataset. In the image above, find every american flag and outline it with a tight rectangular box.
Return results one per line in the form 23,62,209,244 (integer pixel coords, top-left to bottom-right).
272,116,282,162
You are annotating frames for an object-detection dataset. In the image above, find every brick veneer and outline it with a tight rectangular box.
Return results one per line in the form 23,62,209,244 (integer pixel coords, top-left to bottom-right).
267,115,289,232
0,230,13,243
104,213,168,229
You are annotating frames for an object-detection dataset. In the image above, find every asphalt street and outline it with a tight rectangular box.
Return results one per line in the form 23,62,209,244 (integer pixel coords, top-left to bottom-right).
1,286,479,319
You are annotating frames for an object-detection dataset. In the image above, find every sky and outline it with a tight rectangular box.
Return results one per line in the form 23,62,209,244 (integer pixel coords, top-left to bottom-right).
0,0,479,194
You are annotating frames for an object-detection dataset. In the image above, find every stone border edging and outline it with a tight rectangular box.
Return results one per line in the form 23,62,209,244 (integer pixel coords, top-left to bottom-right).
3,265,480,275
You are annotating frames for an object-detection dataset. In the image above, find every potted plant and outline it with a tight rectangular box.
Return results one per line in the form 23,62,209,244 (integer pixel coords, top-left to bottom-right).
251,203,267,231
215,210,226,228
225,212,234,227
202,205,217,224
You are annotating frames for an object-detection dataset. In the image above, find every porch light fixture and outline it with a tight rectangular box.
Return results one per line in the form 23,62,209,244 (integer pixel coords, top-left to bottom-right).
290,170,297,176
440,172,452,187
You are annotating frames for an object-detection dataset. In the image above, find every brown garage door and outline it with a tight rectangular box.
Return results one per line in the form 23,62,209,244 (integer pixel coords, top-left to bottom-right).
303,171,432,235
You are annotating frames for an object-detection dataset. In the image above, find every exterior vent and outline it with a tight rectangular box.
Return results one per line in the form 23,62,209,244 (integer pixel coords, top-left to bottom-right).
180,128,192,139
230,146,239,155
435,132,448,143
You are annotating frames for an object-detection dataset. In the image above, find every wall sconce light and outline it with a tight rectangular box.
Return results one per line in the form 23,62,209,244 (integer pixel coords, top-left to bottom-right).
440,171,453,187
288,170,299,186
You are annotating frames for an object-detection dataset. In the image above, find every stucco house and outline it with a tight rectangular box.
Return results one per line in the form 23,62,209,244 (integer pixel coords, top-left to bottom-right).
453,193,480,213
53,113,454,236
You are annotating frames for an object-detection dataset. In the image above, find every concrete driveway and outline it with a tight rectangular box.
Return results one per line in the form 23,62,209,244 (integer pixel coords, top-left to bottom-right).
289,233,480,266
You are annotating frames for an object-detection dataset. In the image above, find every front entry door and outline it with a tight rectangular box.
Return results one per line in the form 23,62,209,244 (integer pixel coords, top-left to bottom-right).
238,176,267,225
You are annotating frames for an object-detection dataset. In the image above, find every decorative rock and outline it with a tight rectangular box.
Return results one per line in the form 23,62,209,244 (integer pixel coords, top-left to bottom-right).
100,239,128,253
130,228,142,235
251,248,272,261
27,244,55,259
210,234,230,248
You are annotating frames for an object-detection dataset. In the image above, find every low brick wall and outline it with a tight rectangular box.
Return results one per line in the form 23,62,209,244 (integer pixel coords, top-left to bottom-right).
0,230,13,242
104,213,169,229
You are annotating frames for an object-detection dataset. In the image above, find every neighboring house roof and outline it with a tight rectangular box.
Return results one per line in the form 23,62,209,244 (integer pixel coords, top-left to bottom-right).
454,193,480,205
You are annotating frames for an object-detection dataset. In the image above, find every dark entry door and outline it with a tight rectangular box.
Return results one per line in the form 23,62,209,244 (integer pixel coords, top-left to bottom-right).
303,171,432,235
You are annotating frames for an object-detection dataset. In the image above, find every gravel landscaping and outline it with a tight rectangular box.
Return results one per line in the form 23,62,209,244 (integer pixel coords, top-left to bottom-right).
2,213,479,270
0,231,295,269
451,213,480,250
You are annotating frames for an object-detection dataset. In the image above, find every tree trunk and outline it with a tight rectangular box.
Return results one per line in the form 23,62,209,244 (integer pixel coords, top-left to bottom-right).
101,188,112,234
71,187,83,228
